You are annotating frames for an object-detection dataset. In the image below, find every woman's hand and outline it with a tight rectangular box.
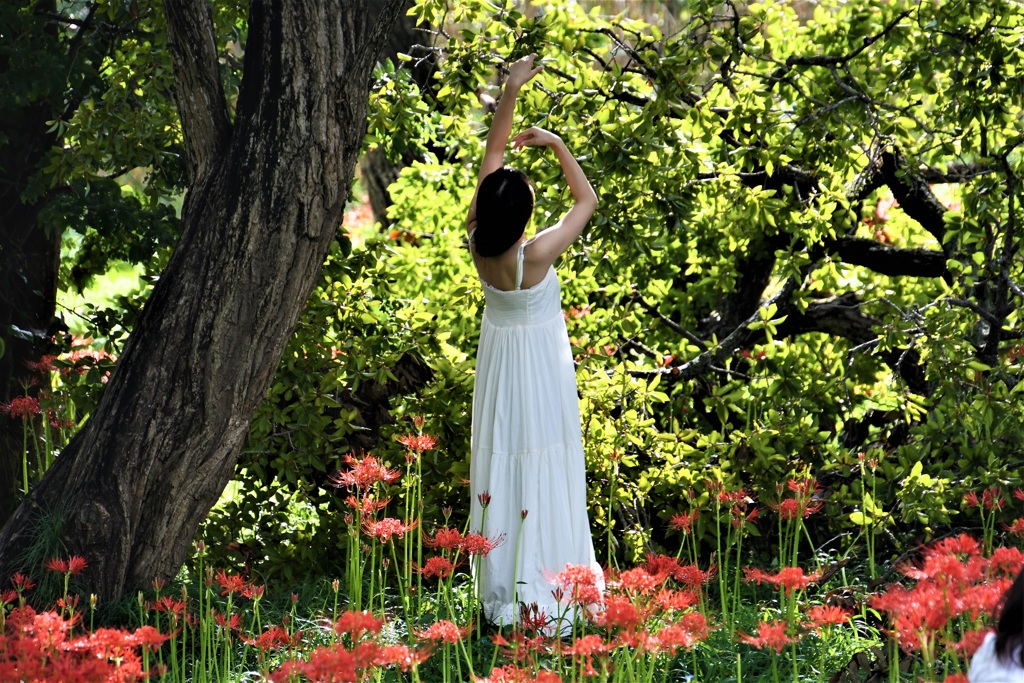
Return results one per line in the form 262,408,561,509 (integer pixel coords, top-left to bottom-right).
511,126,562,150
506,53,544,90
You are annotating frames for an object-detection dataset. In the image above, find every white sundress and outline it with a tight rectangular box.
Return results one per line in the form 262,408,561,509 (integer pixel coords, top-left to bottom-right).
969,632,1024,682
469,240,603,627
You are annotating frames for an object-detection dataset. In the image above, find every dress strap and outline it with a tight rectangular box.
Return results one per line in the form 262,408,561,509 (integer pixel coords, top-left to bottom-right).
514,242,526,290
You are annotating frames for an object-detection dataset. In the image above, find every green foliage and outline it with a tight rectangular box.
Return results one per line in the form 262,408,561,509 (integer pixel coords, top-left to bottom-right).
354,0,1024,569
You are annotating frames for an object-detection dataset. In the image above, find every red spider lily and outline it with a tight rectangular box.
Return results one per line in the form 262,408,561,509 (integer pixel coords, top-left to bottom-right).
737,619,797,653
668,510,698,533
981,486,1005,511
0,396,41,420
805,604,852,629
0,589,16,606
488,630,547,663
562,634,610,677
419,556,456,580
45,555,88,575
548,564,602,606
744,566,822,596
245,624,301,651
477,490,492,508
55,595,79,611
942,675,969,683
2,605,170,681
786,477,816,496
718,487,750,505
376,643,430,671
476,665,563,683
152,596,187,616
1015,488,1024,502
329,453,400,490
346,494,391,516
900,549,986,587
962,578,1012,620
270,641,382,683
931,533,982,558
462,532,503,557
614,566,663,596
215,569,248,596
214,611,242,631
654,588,699,612
563,633,610,657
673,562,716,589
424,526,465,551
592,594,647,631
23,355,57,375
642,553,682,583
517,602,550,633
872,582,962,650
244,583,266,600
362,517,418,542
10,573,35,592
396,433,438,453
126,625,170,650
417,619,471,644
638,612,709,654
770,495,824,521
1004,518,1024,538
334,610,382,638
987,546,1024,576
732,505,760,529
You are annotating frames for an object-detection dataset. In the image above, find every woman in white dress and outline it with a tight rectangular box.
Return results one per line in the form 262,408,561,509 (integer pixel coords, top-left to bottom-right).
969,566,1024,682
465,53,603,628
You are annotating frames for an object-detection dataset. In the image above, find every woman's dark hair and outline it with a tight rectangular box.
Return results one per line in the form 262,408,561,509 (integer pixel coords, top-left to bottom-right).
473,167,533,257
995,565,1024,667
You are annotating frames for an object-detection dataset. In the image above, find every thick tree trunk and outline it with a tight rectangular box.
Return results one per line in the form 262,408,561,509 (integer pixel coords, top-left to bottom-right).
0,0,405,601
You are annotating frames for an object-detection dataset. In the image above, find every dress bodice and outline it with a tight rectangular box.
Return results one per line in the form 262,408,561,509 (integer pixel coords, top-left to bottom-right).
480,267,562,327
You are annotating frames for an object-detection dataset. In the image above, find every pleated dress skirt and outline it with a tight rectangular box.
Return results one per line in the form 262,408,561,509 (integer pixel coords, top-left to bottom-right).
469,265,603,627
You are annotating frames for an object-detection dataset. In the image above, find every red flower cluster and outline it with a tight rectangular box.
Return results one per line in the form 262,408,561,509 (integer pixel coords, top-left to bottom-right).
45,556,88,576
738,618,797,653
744,566,822,596
417,619,470,644
0,396,41,421
396,433,438,454
0,605,167,681
329,453,400,490
964,486,1005,511
548,564,602,607
770,477,824,520
871,534,1017,653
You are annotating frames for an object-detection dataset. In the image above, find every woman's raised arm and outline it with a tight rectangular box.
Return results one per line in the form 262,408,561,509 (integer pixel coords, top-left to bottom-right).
466,54,543,232
510,127,597,264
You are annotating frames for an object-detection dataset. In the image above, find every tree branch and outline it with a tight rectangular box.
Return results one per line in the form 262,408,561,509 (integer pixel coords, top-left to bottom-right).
786,10,912,67
878,150,949,246
164,0,232,182
918,162,995,183
824,237,947,278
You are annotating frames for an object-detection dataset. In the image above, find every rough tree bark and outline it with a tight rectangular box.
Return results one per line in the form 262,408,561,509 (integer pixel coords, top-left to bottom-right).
0,0,405,601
